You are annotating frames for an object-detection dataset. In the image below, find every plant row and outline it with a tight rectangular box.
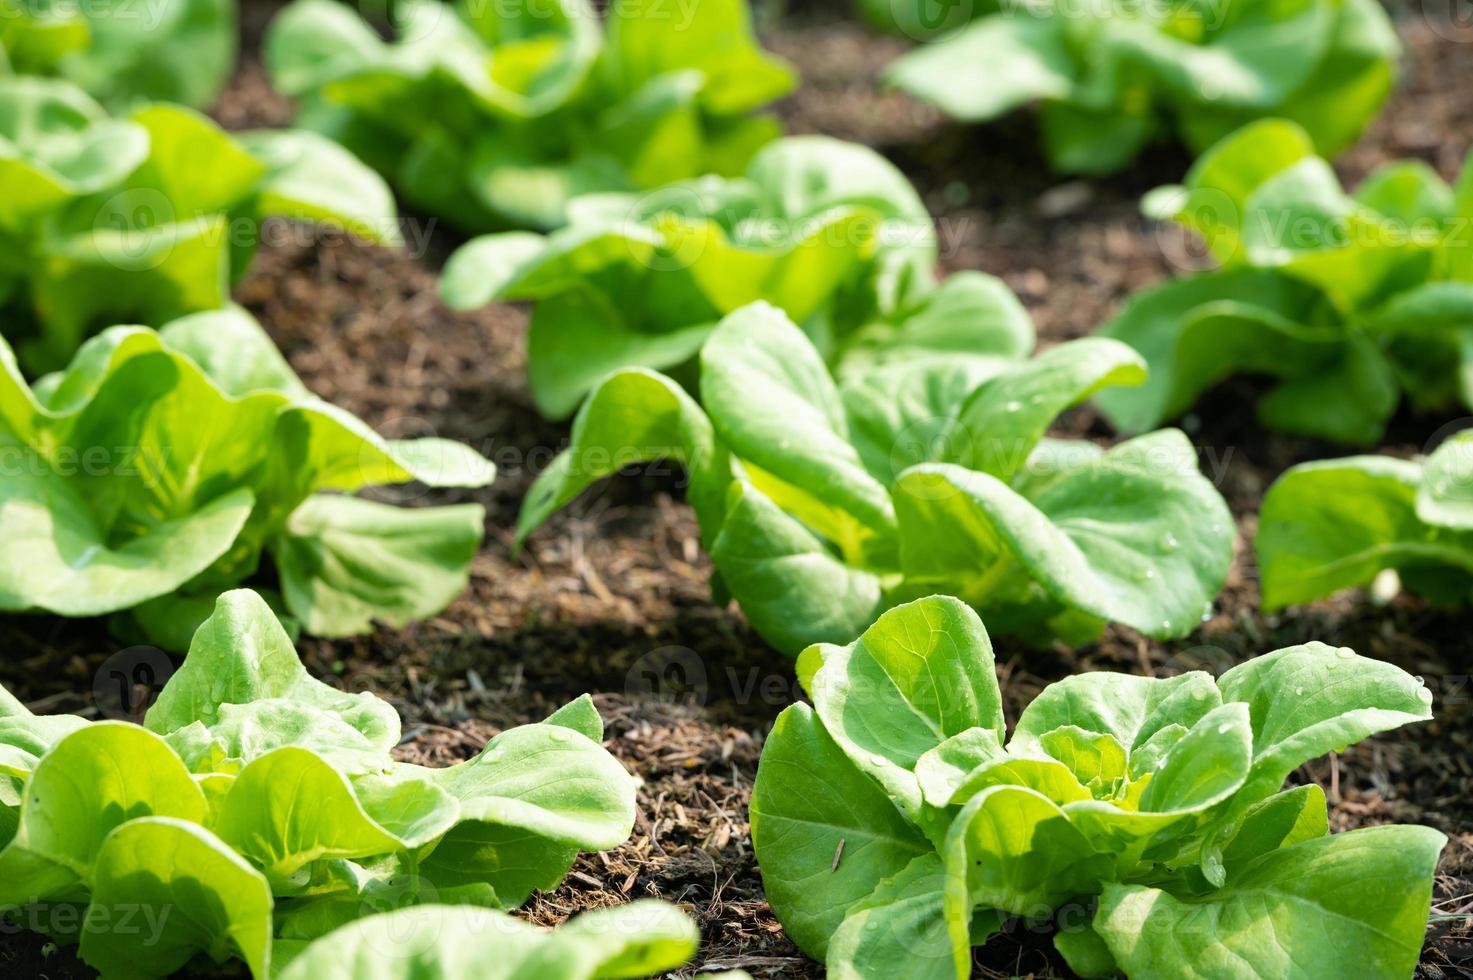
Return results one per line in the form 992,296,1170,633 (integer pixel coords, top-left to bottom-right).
4,591,1440,979
0,0,1466,977
1,0,1467,645
872,0,1399,175
1,591,710,978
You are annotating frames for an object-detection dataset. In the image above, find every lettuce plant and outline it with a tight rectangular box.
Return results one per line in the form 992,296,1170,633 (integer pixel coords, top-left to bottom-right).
1256,431,1473,610
880,0,1398,175
265,0,794,234
275,901,703,979
0,589,694,979
1099,119,1473,445
516,301,1233,654
0,307,495,647
751,594,1443,979
0,76,401,371
442,135,997,419
0,0,236,109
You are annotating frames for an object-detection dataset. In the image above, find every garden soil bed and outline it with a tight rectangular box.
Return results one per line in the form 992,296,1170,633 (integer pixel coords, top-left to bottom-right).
3,3,1473,977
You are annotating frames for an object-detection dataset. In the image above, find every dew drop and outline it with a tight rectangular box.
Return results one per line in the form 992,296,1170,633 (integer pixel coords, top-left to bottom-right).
1160,532,1179,551
870,754,889,768
1417,688,1434,705
864,920,881,932
1216,723,1232,734
1294,687,1303,696
549,729,572,743
1004,400,1021,412
1161,619,1173,631
1414,675,1425,685
1335,647,1354,659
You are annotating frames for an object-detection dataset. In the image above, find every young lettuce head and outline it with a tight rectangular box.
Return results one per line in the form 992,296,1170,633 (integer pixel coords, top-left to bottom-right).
1257,430,1473,610
0,0,236,110
0,589,700,979
515,301,1233,654
880,0,1398,175
0,76,401,371
0,307,495,647
442,135,1021,419
265,0,795,234
751,595,1443,979
1099,119,1473,445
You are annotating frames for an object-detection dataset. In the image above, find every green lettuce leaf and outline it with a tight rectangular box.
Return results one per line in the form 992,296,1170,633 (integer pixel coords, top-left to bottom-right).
827,854,958,980
1257,442,1473,610
895,429,1233,639
1095,825,1445,978
82,816,273,978
748,702,931,959
273,495,485,637
514,367,733,548
806,596,1005,820
1216,641,1435,806
147,589,400,748
708,481,887,653
276,900,701,980
884,0,1397,174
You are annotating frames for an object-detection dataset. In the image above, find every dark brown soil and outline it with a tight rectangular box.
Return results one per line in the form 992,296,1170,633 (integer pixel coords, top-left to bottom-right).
3,4,1472,978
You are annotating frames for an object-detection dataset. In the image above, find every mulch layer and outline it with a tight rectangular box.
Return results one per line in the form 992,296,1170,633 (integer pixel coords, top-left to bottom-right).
3,3,1472,977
